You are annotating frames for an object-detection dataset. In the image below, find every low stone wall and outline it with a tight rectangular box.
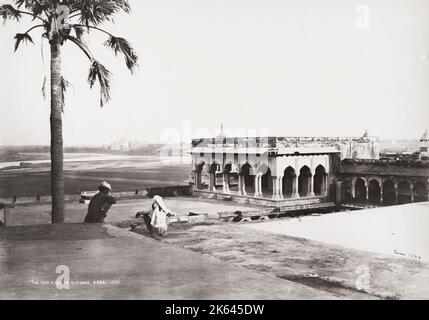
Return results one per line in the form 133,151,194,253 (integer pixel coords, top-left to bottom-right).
1,194,82,207
194,190,329,207
169,202,338,224
0,185,193,207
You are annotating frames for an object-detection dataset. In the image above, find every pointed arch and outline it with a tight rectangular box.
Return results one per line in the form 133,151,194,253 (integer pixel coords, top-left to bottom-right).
314,165,327,196
298,165,312,197
282,166,296,198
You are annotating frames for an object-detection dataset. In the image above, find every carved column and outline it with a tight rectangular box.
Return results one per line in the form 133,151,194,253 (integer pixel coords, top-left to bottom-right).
309,173,315,197
258,174,263,197
222,173,230,193
278,177,283,199
410,183,414,203
238,174,247,196
238,175,243,195
292,175,299,198
380,180,384,204
365,180,369,201
271,176,283,200
208,172,215,191
213,173,217,191
242,175,247,196
254,175,259,197
194,170,201,190
227,173,231,193
272,176,278,199
324,174,329,196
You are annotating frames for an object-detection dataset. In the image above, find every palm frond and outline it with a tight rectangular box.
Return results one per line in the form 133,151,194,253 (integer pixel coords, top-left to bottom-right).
104,35,138,73
42,76,47,99
0,4,22,23
70,0,131,26
15,0,49,19
64,34,93,60
60,76,71,112
88,60,111,108
73,24,86,41
14,32,34,52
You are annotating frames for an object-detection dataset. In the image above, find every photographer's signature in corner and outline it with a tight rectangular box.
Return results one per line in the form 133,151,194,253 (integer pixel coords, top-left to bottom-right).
394,249,421,260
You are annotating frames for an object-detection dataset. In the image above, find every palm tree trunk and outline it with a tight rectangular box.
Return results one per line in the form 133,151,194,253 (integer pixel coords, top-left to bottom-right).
50,41,65,223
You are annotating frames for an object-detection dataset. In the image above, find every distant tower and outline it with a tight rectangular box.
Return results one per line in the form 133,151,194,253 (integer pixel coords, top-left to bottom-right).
420,130,428,159
216,123,227,139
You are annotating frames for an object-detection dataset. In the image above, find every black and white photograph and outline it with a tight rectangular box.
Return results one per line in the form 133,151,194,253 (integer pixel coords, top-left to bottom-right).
0,0,428,305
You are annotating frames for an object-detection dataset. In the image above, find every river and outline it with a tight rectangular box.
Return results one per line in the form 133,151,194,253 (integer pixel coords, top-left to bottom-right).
0,153,191,169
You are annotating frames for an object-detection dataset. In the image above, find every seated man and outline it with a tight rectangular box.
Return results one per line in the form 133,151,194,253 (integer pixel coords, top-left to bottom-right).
84,181,117,223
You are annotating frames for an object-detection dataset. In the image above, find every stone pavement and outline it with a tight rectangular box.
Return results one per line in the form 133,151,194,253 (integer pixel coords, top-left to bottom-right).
0,223,337,300
4,197,261,227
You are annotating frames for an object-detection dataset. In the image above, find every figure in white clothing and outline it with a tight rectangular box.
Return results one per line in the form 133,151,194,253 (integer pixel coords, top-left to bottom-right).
149,195,175,236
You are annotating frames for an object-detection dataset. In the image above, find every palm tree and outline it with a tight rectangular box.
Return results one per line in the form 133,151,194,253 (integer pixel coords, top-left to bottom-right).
0,0,138,223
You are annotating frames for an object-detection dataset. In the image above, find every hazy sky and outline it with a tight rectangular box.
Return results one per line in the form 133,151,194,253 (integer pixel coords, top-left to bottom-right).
0,0,428,146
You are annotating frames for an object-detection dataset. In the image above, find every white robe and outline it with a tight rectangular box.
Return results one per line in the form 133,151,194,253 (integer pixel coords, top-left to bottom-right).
150,208,167,230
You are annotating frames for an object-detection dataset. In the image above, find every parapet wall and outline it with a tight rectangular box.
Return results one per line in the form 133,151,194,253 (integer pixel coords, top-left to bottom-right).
0,185,193,207
341,159,429,177
192,136,380,160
